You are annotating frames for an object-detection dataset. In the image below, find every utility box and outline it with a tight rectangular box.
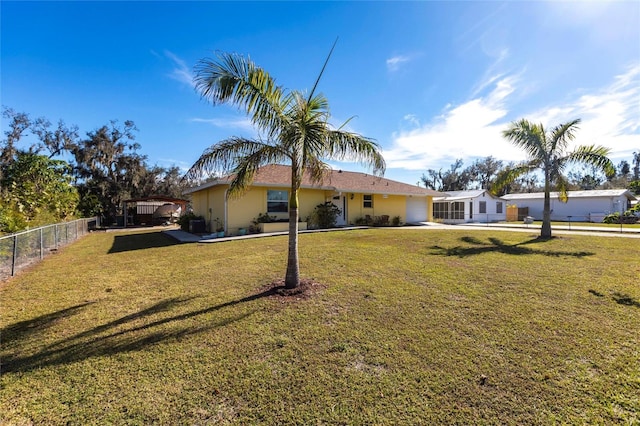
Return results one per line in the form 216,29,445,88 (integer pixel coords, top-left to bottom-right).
189,219,206,234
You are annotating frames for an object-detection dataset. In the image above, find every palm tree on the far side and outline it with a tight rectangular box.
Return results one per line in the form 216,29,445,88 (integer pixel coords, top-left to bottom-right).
184,50,385,289
493,118,614,239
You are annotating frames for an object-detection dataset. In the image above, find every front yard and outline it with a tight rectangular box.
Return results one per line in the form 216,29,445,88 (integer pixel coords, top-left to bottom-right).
1,229,638,424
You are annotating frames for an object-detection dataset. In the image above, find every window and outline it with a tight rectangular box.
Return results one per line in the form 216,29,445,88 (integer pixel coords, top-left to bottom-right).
267,190,288,213
363,194,373,209
479,201,486,214
451,202,464,219
433,202,449,219
496,202,503,214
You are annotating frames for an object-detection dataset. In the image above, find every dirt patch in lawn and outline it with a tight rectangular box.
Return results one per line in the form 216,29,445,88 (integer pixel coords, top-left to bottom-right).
262,278,327,301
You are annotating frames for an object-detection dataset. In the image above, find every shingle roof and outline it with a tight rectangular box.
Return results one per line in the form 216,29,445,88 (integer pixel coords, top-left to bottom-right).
502,189,636,200
185,164,442,196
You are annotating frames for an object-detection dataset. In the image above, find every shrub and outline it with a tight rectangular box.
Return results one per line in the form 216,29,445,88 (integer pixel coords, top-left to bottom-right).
253,212,277,224
392,216,402,226
177,212,205,231
309,202,341,229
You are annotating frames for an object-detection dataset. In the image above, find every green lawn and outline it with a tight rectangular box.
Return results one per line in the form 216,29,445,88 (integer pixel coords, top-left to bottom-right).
1,229,639,424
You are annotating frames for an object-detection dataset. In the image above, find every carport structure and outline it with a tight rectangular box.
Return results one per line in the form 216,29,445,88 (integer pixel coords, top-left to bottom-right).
122,197,189,227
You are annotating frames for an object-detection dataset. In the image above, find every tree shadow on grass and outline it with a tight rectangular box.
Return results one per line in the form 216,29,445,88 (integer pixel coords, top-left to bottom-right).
108,232,177,254
1,287,283,374
430,236,594,258
612,292,640,308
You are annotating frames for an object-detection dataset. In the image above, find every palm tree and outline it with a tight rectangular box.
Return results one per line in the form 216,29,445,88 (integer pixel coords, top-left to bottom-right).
493,118,613,238
184,49,385,289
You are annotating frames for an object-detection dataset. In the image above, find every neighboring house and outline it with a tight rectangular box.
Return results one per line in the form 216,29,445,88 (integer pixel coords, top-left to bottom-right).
502,189,637,222
432,190,507,224
183,164,442,234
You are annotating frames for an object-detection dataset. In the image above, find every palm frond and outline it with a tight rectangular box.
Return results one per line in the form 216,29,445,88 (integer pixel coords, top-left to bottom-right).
182,137,270,183
565,144,614,177
555,174,570,203
490,162,536,196
502,119,546,161
549,118,581,155
194,52,288,139
324,130,386,176
227,145,289,198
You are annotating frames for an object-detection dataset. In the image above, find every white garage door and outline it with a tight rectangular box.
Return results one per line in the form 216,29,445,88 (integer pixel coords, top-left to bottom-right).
406,196,428,223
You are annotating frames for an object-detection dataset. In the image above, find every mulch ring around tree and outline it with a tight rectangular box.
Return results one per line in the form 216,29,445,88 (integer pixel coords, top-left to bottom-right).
261,278,327,302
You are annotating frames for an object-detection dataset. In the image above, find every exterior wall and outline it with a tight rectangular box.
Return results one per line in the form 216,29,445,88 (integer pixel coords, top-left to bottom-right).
346,193,406,224
508,195,629,222
434,192,506,224
191,185,436,230
469,195,506,223
190,186,227,232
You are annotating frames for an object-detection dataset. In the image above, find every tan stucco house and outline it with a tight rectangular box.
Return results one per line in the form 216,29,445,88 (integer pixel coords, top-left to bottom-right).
183,164,442,235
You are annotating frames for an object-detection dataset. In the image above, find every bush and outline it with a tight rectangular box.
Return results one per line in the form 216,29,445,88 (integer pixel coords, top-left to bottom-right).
603,211,638,224
309,202,341,229
253,212,277,224
177,212,205,231
392,216,402,226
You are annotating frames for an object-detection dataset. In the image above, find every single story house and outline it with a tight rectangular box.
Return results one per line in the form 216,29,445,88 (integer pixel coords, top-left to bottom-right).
432,190,507,224
502,189,637,222
183,164,443,234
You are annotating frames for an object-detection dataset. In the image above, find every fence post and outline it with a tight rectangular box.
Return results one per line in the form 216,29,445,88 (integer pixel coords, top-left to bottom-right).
11,235,18,276
40,227,44,259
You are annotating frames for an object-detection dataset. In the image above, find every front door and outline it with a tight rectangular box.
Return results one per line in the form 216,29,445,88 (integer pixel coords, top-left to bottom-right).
331,195,347,226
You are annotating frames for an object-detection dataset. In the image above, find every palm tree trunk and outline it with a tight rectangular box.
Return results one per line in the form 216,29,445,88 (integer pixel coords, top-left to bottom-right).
541,171,552,238
285,205,300,288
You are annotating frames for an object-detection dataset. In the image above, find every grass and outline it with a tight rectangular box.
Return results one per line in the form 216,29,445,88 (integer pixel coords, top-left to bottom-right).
1,228,639,424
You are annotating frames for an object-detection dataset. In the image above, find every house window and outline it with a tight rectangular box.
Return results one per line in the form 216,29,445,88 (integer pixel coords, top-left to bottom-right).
496,202,503,214
479,201,486,214
433,202,449,219
363,194,373,209
451,202,464,219
267,190,288,213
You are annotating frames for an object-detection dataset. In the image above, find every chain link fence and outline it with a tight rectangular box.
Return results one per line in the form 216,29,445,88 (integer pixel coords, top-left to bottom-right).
0,217,99,281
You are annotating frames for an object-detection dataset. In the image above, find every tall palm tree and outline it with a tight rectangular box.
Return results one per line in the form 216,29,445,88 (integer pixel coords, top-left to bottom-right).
493,118,613,238
184,49,385,288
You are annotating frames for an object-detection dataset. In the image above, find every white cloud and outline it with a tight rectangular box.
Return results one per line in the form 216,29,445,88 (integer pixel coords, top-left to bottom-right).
527,64,640,161
384,75,522,170
386,55,411,72
384,64,640,171
190,117,255,132
164,50,195,88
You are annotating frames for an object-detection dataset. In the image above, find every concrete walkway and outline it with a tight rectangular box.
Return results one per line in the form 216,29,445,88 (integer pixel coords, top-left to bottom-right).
163,221,640,243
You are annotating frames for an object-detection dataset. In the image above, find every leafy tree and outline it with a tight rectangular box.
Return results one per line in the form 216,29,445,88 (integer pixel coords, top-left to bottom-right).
0,152,78,232
71,120,148,223
421,159,470,191
493,118,613,238
633,151,640,180
1,107,31,180
184,49,385,289
618,160,630,178
467,156,503,190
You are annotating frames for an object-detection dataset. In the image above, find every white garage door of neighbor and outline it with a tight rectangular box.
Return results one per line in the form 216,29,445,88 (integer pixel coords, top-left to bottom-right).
406,197,427,223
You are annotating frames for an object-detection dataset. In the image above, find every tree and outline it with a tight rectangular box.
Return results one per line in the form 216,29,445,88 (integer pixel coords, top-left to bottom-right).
71,120,148,223
184,49,385,289
420,159,470,191
0,152,78,232
467,156,503,190
493,118,613,238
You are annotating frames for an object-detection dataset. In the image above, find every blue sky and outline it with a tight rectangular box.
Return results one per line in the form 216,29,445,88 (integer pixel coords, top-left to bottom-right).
2,1,639,185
